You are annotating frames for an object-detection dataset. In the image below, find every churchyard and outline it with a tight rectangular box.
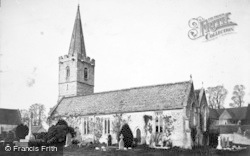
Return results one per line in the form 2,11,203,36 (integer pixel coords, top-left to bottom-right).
1,118,250,156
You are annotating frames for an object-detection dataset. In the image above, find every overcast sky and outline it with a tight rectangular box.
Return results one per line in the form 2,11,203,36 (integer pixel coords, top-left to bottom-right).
0,0,250,114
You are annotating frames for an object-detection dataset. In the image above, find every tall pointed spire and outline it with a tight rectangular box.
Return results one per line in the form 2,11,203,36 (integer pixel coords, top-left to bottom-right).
68,5,86,57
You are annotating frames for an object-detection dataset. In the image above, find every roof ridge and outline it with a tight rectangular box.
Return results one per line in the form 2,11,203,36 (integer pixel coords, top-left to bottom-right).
0,108,20,111
63,80,191,99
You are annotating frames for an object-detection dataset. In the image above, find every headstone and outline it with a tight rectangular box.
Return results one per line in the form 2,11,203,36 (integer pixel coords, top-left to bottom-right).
101,146,106,151
237,127,242,134
95,147,100,150
119,134,124,150
216,136,222,150
159,140,163,147
65,133,72,147
108,134,112,146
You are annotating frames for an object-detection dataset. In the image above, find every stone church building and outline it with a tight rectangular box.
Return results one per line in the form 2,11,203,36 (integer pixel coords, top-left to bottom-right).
50,6,209,149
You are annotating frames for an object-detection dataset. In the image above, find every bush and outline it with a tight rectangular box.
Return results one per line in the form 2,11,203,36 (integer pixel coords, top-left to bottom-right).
119,124,133,148
15,124,29,140
72,139,80,145
36,132,48,141
46,119,75,145
56,119,68,126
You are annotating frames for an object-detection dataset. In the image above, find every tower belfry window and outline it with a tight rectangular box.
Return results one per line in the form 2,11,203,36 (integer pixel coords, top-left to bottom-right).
66,66,70,80
84,68,88,80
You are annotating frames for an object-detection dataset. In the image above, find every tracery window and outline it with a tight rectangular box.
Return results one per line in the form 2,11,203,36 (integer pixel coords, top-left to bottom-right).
83,118,90,134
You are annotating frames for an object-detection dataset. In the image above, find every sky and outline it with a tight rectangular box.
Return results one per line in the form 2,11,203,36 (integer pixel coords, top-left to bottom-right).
0,0,250,115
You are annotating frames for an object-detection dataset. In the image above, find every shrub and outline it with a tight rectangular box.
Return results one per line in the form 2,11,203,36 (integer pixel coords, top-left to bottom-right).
72,139,80,145
46,119,75,145
15,124,29,140
118,124,133,148
56,119,68,126
36,132,48,141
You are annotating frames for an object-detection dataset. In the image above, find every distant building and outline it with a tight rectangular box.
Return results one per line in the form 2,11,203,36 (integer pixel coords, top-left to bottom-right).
209,104,250,146
0,108,22,134
32,125,47,139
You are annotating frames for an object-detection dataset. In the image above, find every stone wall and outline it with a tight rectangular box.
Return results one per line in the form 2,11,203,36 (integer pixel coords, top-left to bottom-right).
51,108,188,148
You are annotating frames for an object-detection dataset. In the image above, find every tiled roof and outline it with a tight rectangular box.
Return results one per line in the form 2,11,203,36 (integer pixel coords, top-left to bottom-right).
195,89,205,106
0,109,22,125
51,81,192,117
31,125,46,134
209,107,248,120
226,107,247,120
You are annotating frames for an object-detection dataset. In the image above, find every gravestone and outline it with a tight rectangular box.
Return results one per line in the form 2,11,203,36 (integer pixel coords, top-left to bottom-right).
119,134,124,150
65,133,72,147
108,134,112,146
216,136,222,149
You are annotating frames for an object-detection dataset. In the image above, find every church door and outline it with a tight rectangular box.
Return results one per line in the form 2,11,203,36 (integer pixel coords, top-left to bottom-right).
136,129,141,143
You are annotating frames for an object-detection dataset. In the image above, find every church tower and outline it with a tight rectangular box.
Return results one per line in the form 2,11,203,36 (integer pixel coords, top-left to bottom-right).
58,6,95,100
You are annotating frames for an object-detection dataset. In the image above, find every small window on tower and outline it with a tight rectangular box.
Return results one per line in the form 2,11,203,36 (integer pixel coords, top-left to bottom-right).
84,68,88,80
66,66,70,80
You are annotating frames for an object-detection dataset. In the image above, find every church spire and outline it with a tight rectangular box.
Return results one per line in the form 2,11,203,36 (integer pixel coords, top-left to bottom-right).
68,5,86,57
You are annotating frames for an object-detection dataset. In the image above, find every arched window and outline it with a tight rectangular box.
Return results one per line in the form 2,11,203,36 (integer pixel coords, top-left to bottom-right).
66,66,70,80
84,68,88,80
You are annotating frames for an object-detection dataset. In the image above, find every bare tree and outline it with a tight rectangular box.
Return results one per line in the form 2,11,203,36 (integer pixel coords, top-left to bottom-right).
229,85,245,108
20,109,30,125
206,85,228,109
29,103,46,126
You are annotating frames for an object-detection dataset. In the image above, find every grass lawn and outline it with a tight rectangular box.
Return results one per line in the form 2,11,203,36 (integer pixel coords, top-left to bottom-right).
63,145,250,156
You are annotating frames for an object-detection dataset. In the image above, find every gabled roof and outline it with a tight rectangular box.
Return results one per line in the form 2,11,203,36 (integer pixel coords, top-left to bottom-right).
195,88,206,107
0,108,21,125
31,125,46,134
51,81,192,117
209,106,248,120
68,5,86,57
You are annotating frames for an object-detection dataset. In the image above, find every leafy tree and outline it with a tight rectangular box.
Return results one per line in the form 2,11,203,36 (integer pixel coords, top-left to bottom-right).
206,85,228,109
29,103,46,126
20,109,30,125
15,124,29,140
230,85,245,108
